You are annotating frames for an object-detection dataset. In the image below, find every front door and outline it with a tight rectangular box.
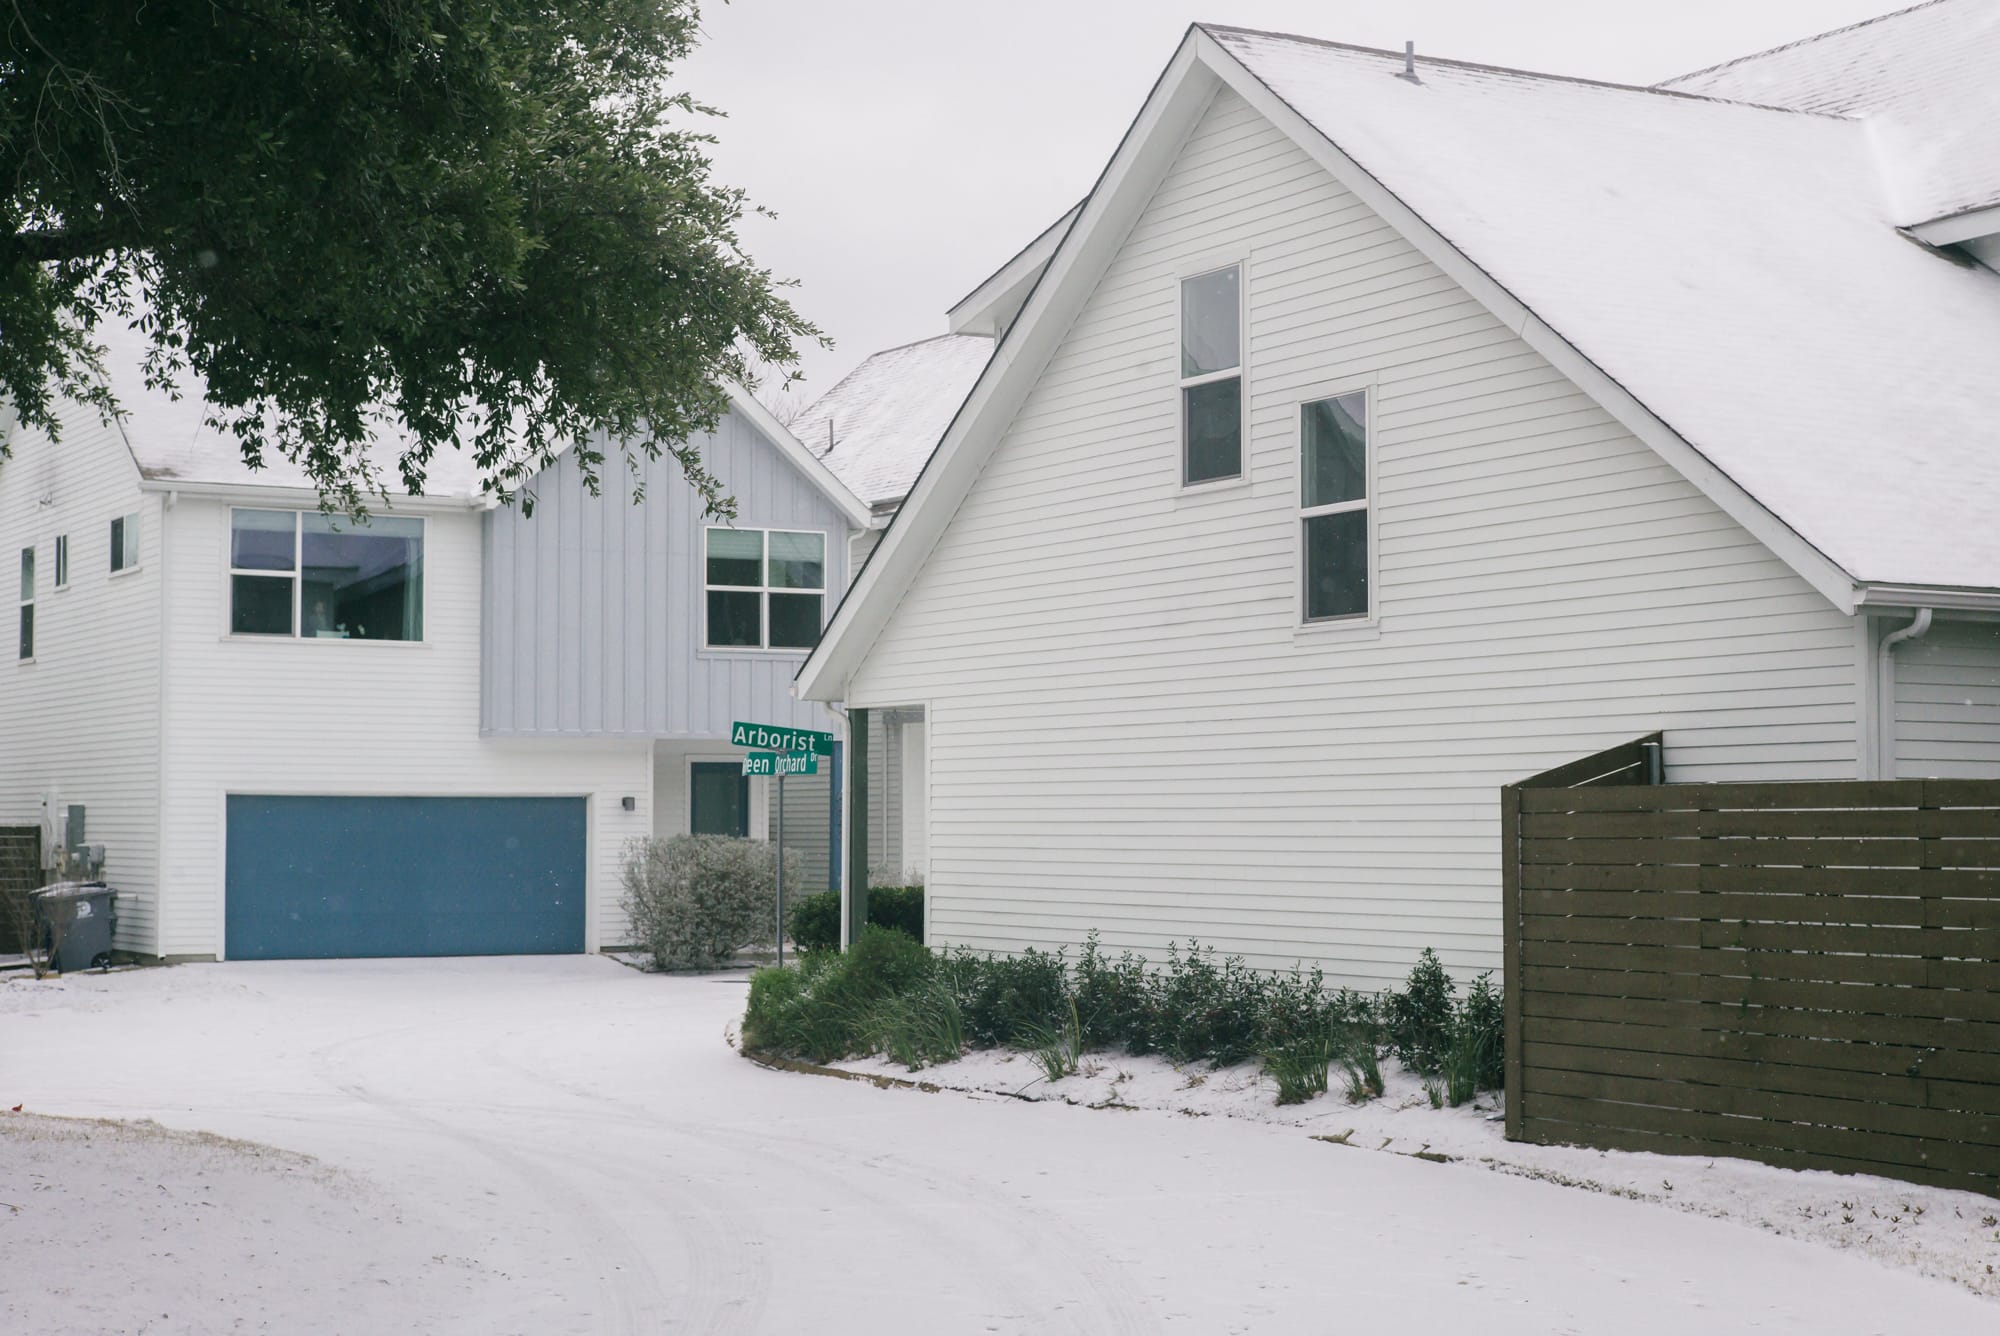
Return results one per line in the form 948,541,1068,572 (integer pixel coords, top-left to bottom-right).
689,762,751,837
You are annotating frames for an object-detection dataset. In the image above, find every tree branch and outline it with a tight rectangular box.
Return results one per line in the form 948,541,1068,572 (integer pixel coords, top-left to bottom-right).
8,227,128,264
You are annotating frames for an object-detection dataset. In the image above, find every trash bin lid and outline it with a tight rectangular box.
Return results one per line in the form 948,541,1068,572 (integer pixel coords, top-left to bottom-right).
32,881,111,900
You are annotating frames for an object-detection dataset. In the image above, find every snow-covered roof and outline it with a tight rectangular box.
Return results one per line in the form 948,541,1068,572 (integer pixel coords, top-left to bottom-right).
89,319,868,525
789,333,993,510
1204,24,2000,592
94,317,487,499
1660,0,2000,228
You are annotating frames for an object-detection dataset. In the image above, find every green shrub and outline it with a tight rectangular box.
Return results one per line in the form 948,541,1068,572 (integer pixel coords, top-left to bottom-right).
1459,971,1506,1090
1075,932,1158,1053
1263,1030,1334,1105
788,891,842,954
1336,1031,1385,1104
862,979,965,1070
741,926,935,1062
1156,943,1270,1065
1385,947,1457,1076
957,945,1071,1047
785,886,926,955
621,835,800,970
1017,996,1084,1083
868,886,925,942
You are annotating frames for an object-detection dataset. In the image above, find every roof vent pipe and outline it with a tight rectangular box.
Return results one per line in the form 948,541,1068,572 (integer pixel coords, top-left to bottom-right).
1399,41,1420,83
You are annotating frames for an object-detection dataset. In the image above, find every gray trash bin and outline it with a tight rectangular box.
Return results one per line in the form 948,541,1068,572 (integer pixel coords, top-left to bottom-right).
34,882,116,973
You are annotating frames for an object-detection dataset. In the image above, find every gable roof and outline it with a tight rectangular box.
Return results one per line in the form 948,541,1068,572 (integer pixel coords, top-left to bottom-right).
797,18,2000,700
1660,0,2000,229
789,333,993,512
89,317,868,525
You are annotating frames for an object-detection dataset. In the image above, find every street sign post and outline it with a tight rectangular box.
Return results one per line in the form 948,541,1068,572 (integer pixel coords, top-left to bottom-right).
733,721,834,967
730,721,833,756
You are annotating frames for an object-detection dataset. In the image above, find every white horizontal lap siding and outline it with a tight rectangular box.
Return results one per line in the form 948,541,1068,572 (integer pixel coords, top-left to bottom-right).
846,90,1858,987
1893,619,2000,777
159,499,652,958
0,400,163,953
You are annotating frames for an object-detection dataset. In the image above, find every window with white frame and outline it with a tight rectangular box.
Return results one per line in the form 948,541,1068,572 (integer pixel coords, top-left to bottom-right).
1300,391,1370,622
53,534,68,590
228,508,425,640
109,512,139,573
17,546,34,660
704,527,825,650
1179,264,1243,485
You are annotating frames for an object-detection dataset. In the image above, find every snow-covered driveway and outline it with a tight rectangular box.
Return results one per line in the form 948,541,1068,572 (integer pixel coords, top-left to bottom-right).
3,957,1991,1334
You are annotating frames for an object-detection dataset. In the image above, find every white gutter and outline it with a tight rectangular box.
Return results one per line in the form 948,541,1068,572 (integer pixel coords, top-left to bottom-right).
1875,607,1934,778
134,477,485,511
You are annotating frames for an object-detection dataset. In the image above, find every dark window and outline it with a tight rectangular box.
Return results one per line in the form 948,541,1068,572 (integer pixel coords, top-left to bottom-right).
690,762,751,837
1300,391,1370,622
17,546,32,659
704,527,825,650
1179,265,1243,485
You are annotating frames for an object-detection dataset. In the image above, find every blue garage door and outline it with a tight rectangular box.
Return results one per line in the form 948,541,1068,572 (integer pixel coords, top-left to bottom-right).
225,795,587,960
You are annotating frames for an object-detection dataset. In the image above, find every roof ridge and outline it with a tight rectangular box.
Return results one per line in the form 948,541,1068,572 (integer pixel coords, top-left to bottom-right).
1658,0,1953,87
1197,23,1853,118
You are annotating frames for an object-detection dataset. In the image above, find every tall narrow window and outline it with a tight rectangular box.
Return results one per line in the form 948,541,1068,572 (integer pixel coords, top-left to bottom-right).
228,509,424,640
1179,265,1243,485
109,512,139,573
704,527,826,650
18,546,34,660
53,535,68,590
1300,391,1370,622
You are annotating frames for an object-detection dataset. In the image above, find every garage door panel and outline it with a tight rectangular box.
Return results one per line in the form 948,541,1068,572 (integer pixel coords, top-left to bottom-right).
225,796,587,960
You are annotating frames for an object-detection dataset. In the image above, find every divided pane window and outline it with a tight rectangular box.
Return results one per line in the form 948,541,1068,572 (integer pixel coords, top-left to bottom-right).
18,546,33,660
1180,265,1243,485
1300,391,1370,622
54,535,68,589
109,513,139,573
704,527,826,651
228,509,424,641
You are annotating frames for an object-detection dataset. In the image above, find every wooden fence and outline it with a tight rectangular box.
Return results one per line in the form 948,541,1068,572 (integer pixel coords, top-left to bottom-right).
1501,761,2000,1197
0,826,42,955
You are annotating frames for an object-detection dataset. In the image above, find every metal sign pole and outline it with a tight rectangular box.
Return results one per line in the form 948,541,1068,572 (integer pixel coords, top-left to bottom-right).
776,771,786,968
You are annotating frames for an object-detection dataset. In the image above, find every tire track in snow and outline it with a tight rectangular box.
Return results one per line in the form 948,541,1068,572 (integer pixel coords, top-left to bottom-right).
308,1024,678,1335
481,1042,1158,1335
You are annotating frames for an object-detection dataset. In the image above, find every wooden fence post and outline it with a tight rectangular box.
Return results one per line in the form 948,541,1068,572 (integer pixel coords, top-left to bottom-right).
1501,783,1525,1141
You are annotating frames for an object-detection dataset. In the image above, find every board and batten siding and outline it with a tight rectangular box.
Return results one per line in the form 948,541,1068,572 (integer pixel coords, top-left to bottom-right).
1892,618,2000,778
0,398,163,954
482,409,848,739
843,88,1862,986
157,498,653,958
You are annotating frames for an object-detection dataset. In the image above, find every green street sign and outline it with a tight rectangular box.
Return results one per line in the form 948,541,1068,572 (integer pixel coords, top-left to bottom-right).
742,751,819,778
731,721,834,755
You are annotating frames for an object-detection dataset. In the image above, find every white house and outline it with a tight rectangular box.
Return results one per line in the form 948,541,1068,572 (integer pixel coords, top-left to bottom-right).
0,320,887,961
797,4,2000,984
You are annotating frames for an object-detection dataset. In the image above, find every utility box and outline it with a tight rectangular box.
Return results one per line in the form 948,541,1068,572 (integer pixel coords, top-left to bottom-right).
34,882,116,973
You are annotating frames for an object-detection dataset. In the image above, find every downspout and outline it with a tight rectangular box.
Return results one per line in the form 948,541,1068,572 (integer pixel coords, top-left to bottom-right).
1876,608,1934,779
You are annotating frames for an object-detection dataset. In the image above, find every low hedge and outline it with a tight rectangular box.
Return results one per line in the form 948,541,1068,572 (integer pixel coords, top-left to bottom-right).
787,886,924,953
741,932,1505,1107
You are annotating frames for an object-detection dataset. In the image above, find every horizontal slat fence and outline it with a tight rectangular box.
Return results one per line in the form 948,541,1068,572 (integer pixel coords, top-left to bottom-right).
0,826,42,955
1503,777,2000,1196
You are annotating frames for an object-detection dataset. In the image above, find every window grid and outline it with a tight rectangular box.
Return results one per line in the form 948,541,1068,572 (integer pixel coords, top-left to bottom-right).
703,526,827,652
1178,263,1245,486
227,508,425,641
109,513,139,574
1299,390,1372,625
18,546,34,660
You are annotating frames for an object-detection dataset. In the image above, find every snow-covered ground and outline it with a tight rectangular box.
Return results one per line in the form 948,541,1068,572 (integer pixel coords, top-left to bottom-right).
2,957,1994,1334
834,1045,2000,1302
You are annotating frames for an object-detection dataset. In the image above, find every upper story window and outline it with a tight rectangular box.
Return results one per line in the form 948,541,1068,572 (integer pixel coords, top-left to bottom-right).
17,546,34,660
229,508,425,641
1180,265,1243,485
109,512,139,573
704,527,825,651
53,534,68,590
1300,391,1371,622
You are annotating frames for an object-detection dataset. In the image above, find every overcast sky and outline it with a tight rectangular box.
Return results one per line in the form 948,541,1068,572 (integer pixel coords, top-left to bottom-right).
680,0,1901,399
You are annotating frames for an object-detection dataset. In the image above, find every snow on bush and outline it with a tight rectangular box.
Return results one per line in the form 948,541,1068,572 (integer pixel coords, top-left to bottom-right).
621,835,801,970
